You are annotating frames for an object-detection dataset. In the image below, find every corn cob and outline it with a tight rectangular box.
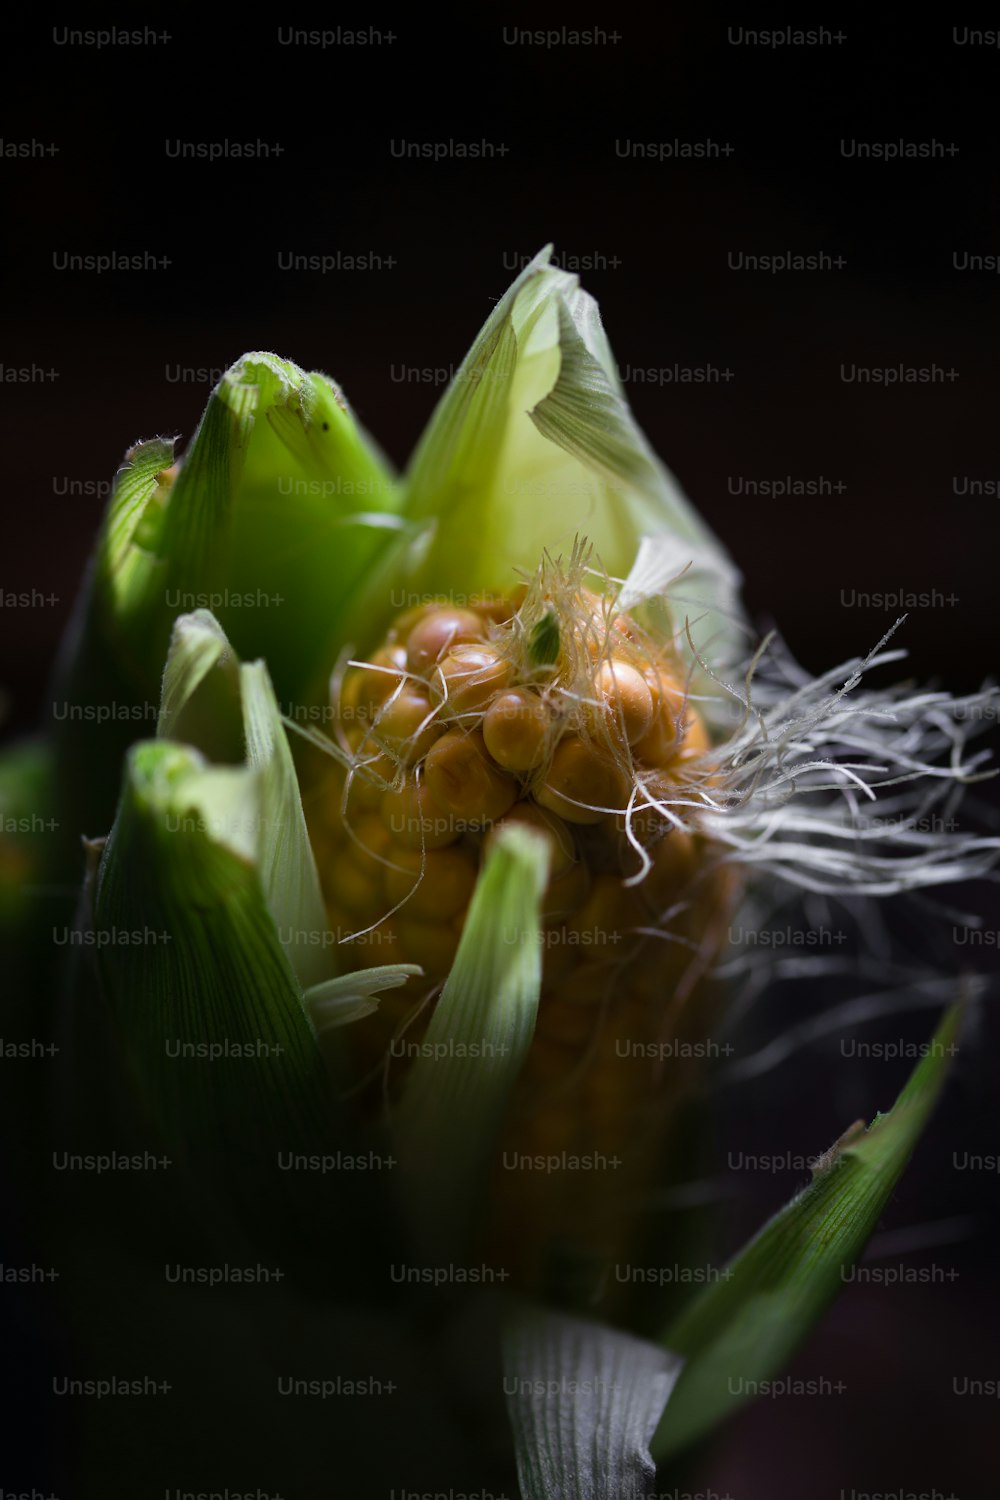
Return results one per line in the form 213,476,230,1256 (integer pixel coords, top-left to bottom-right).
304,551,740,1289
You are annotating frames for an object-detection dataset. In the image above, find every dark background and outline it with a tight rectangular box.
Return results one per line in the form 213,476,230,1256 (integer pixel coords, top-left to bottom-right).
2,16,998,1498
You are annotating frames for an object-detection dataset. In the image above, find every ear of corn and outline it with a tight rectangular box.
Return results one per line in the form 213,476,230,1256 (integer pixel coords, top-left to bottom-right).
303,549,740,1296
16,249,994,1494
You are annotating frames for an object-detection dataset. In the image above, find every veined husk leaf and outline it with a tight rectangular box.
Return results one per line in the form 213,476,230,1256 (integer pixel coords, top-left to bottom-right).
394,823,550,1261
50,354,402,851
241,659,331,992
503,1301,682,1500
156,609,330,991
361,246,743,673
156,604,242,755
307,964,423,1033
89,739,335,1242
652,1002,964,1460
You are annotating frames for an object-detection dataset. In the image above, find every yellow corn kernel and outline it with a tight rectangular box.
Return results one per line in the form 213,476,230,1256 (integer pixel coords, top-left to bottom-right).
594,659,655,746
535,736,627,824
342,645,407,720
540,861,590,922
302,765,350,843
423,729,519,826
370,686,442,764
323,853,381,919
566,873,634,958
380,775,458,850
482,687,551,770
434,644,515,718
633,669,708,766
382,844,477,921
478,594,521,625
641,826,699,906
396,915,462,975
320,813,393,917
344,748,399,814
405,607,486,674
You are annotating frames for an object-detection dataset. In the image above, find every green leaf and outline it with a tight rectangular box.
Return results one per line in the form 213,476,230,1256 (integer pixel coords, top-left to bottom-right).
239,658,331,991
219,359,404,692
50,354,401,853
93,739,331,1147
156,607,243,761
81,740,343,1274
384,248,742,665
128,355,399,693
652,1003,964,1461
90,436,178,648
305,964,424,1033
155,610,330,989
503,1301,682,1500
393,823,550,1260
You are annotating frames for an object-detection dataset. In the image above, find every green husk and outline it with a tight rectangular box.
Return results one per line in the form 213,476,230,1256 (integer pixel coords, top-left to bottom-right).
503,1301,682,1500
394,822,550,1261
50,355,402,852
652,1003,964,1459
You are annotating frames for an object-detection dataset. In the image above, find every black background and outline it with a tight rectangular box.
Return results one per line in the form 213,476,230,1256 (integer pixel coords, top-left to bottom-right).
2,16,998,1498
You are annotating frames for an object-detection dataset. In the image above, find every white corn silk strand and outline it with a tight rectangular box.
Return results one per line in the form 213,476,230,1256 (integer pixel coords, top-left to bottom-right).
635,618,1000,898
